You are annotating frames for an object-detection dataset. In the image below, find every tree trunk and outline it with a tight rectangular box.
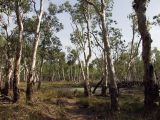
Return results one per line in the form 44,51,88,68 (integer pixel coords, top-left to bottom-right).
93,77,103,94
62,67,65,81
37,58,43,90
74,65,77,82
13,1,24,103
4,57,14,96
84,63,91,96
85,0,119,110
126,15,136,81
69,65,73,81
78,59,89,96
133,0,156,107
100,0,119,111
26,0,43,102
101,50,108,96
83,3,92,97
57,69,61,80
51,70,55,81
24,60,29,82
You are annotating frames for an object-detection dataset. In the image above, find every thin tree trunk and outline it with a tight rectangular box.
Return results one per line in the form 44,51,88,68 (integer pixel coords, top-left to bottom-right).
4,57,14,96
62,67,65,81
133,0,156,107
126,16,136,81
74,65,77,82
83,3,92,96
57,69,61,81
93,77,103,94
26,0,43,102
101,50,108,96
23,67,26,81
37,58,43,90
70,65,73,81
84,63,91,96
79,60,86,86
24,60,29,82
51,70,55,81
100,0,119,110
13,1,24,103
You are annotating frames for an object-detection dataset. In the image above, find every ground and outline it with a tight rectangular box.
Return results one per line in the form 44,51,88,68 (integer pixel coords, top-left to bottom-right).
0,81,160,120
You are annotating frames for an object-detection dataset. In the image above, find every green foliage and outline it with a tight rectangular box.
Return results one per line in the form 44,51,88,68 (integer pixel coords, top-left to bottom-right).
89,57,103,80
114,52,129,80
0,35,6,47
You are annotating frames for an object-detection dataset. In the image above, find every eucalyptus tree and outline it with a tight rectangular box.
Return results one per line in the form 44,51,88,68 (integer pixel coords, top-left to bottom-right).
45,37,63,81
125,13,140,81
26,0,44,102
0,0,31,102
62,1,96,96
85,0,119,110
13,0,32,102
22,3,63,88
109,27,128,81
133,0,157,107
37,8,63,88
0,10,15,96
58,52,66,81
25,0,63,101
92,26,126,95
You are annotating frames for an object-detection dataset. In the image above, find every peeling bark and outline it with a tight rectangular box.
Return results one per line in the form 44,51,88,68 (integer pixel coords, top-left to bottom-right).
133,0,156,107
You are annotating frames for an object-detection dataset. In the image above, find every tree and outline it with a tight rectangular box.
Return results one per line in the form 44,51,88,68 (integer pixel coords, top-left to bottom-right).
133,0,157,107
38,7,63,88
0,12,15,96
126,13,140,81
13,1,25,102
62,1,95,96
0,0,30,102
85,0,119,110
26,0,44,102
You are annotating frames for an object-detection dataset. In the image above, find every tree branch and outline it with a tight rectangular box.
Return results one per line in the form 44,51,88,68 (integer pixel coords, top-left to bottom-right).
90,32,104,50
84,0,101,16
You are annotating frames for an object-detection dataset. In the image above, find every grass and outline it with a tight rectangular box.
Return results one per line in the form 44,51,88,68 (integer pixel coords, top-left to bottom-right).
0,81,160,120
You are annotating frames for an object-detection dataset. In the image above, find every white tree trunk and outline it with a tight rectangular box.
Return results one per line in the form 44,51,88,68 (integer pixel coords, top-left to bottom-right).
26,0,44,101
100,0,119,110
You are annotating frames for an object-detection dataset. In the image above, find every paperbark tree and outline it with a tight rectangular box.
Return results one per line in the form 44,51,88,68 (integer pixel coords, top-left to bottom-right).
85,0,119,110
0,17,14,96
26,0,44,101
13,1,24,102
126,13,139,81
82,1,92,96
63,1,93,96
133,0,156,107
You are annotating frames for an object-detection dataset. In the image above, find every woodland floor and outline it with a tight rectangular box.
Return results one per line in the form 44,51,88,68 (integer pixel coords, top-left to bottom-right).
0,81,160,120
